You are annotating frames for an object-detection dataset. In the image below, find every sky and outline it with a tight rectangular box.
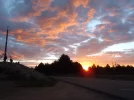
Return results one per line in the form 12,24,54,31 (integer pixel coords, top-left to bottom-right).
0,0,134,68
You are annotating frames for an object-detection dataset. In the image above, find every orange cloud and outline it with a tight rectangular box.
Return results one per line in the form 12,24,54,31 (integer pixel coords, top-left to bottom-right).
30,0,53,17
109,29,115,33
87,8,96,21
76,53,112,67
11,29,47,46
8,0,95,44
71,0,89,8
9,0,53,23
82,8,96,26
12,51,24,60
0,50,3,55
9,16,30,22
109,12,120,17
36,8,78,37
100,25,105,29
38,6,96,38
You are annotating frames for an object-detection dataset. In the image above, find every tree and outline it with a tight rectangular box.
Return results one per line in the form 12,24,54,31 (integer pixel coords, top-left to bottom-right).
35,62,45,73
35,54,83,76
105,64,110,68
58,54,72,64
92,64,96,68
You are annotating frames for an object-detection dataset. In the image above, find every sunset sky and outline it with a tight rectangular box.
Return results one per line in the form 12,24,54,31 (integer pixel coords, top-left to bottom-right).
0,0,134,68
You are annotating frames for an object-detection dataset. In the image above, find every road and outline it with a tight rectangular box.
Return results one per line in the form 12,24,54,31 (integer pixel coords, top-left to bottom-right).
0,81,118,100
53,76,134,100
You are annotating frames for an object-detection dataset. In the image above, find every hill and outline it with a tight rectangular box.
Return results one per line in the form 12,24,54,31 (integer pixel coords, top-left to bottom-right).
0,62,56,87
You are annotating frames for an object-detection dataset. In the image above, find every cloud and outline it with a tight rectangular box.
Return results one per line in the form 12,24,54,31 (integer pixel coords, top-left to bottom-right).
0,0,134,66
31,0,53,16
71,0,89,8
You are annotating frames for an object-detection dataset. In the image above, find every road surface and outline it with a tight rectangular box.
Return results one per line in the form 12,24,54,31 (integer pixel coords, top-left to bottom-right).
53,76,134,100
0,81,119,100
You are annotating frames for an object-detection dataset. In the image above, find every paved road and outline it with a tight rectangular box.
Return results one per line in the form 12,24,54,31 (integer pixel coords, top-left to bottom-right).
0,81,117,100
53,77,134,100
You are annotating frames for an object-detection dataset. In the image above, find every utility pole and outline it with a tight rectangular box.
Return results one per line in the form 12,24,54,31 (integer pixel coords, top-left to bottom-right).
3,26,9,62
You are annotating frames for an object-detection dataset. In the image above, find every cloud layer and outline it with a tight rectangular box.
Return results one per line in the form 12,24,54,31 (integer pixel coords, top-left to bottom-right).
0,0,134,67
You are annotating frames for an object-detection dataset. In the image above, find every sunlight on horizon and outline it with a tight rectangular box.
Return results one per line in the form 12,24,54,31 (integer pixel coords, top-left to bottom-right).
81,62,92,71
82,66,89,71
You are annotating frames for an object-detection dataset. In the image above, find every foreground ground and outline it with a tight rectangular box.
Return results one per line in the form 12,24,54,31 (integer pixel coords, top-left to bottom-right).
53,76,134,100
0,81,119,100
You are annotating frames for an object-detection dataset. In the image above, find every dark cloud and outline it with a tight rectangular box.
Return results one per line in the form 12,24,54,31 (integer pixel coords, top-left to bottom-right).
51,0,69,8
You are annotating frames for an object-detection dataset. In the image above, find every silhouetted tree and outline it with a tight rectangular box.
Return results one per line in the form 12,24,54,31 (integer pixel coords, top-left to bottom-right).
105,64,110,68
35,62,45,73
35,54,83,76
92,64,96,68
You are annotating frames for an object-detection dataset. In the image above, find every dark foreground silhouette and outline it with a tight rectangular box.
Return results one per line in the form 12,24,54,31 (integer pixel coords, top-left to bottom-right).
35,54,84,76
35,54,134,80
0,62,57,87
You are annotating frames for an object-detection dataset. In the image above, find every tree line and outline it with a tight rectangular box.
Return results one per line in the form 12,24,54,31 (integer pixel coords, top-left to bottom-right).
35,54,134,77
35,54,84,76
88,63,134,76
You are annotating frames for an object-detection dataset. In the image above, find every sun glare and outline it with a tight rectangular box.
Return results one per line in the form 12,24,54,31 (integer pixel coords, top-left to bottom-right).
81,62,92,71
83,66,89,71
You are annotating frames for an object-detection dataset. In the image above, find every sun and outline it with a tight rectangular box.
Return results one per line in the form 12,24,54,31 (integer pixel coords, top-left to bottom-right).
80,62,92,71
83,66,89,71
